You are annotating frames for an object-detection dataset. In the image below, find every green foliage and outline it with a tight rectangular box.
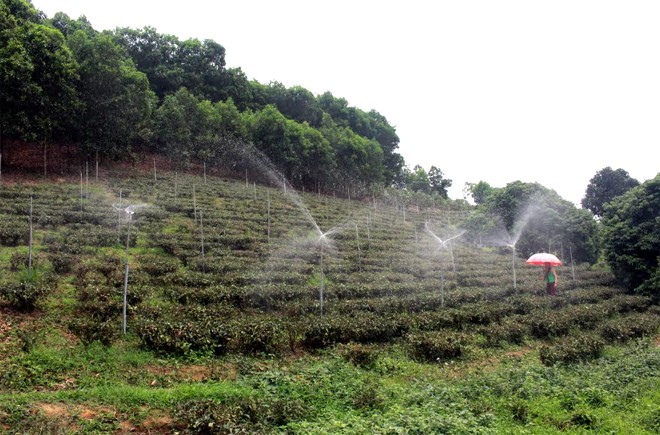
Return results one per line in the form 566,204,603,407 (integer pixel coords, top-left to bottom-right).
474,181,600,263
173,395,309,434
0,218,28,246
339,343,380,368
599,313,660,343
539,334,605,366
406,331,471,362
582,166,640,217
66,28,156,158
601,174,660,295
0,0,78,142
0,268,51,311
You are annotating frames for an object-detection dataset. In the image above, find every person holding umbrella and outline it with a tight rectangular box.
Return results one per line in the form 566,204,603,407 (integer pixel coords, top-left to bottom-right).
543,262,558,296
526,253,561,296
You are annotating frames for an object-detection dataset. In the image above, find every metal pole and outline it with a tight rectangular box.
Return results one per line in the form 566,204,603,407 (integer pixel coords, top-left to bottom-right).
570,246,576,281
440,252,445,307
200,210,205,272
122,216,132,334
319,246,324,315
28,197,33,271
512,246,517,291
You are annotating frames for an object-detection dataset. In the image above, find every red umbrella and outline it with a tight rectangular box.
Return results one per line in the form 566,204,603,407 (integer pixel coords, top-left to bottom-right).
526,252,562,266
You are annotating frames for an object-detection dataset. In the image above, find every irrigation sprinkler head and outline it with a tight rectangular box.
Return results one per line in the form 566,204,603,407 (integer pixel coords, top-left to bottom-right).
425,223,466,249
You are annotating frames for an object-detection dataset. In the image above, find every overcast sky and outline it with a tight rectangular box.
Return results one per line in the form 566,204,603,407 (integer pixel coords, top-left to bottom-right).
32,0,660,205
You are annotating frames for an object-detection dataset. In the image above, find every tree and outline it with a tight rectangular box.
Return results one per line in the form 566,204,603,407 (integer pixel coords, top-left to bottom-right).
428,166,452,198
67,29,155,158
464,181,495,205
48,12,94,37
405,165,430,193
601,174,660,295
112,27,229,103
581,167,640,217
320,115,384,188
0,0,78,145
480,181,600,263
153,88,199,165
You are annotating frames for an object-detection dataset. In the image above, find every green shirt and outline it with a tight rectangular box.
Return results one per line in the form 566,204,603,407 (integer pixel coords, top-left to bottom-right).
545,270,556,283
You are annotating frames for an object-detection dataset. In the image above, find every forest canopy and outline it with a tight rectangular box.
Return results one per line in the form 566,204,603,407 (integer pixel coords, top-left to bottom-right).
0,0,432,195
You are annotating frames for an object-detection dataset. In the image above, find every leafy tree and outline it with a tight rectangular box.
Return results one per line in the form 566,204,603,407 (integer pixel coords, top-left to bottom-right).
428,166,452,198
405,165,430,193
320,115,384,188
112,27,228,102
67,29,155,158
112,27,186,99
215,67,255,111
480,181,599,263
214,98,249,141
153,87,200,165
318,92,402,185
581,167,640,217
464,181,495,205
0,0,78,145
318,91,350,127
601,174,660,295
48,12,94,37
266,82,323,127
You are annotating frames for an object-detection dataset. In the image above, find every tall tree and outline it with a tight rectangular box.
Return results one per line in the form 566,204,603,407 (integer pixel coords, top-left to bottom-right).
0,0,78,145
601,174,660,295
266,82,323,127
465,181,495,205
113,27,228,103
581,167,640,217
482,181,599,263
67,29,155,158
428,166,452,198
405,165,430,193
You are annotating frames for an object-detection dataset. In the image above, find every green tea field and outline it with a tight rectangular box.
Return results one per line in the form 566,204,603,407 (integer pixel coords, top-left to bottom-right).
0,167,658,434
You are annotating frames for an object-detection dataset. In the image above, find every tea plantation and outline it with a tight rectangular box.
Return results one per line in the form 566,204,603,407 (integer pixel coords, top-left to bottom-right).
0,168,658,433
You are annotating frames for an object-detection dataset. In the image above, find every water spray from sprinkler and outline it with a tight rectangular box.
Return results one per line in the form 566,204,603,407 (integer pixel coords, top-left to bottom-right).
424,222,466,307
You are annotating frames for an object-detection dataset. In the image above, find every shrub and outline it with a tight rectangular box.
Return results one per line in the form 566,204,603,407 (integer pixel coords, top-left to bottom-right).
539,334,605,366
49,252,75,274
481,315,528,346
406,331,471,362
598,313,660,343
0,269,52,311
0,220,28,246
173,395,309,433
528,310,572,339
9,252,28,272
135,306,233,356
68,317,119,347
228,316,285,355
340,343,380,368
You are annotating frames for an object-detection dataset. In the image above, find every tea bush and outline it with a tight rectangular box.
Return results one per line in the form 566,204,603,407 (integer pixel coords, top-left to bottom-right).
480,314,529,346
598,313,660,343
0,220,29,246
135,305,233,355
228,316,286,355
539,334,605,366
0,269,52,311
173,395,309,433
339,343,380,368
406,330,472,362
528,310,573,339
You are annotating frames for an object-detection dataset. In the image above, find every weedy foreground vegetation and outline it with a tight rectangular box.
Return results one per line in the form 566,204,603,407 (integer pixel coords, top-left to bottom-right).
0,168,658,434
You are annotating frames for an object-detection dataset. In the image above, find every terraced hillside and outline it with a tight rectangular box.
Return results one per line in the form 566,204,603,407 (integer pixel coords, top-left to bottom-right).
0,168,658,433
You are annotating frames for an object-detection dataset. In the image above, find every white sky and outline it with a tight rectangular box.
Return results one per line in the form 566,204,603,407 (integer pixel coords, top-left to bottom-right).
32,0,660,206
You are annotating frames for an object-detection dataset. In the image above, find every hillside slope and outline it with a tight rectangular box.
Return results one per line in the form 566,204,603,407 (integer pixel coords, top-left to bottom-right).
0,168,658,433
